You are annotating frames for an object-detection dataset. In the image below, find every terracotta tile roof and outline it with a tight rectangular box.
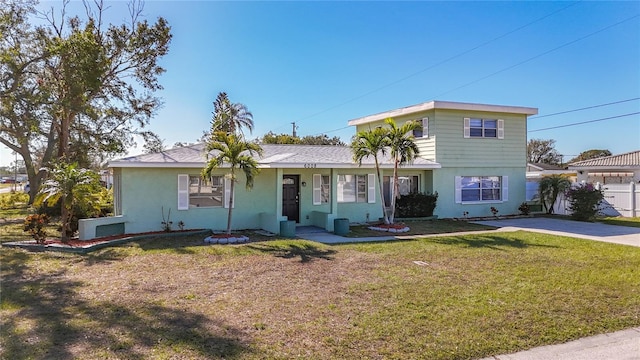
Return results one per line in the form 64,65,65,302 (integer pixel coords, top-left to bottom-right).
568,150,640,168
109,143,441,169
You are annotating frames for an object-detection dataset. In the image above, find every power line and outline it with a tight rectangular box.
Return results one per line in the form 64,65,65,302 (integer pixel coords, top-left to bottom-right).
288,1,582,131
431,14,639,99
312,13,639,138
530,98,640,119
528,112,640,132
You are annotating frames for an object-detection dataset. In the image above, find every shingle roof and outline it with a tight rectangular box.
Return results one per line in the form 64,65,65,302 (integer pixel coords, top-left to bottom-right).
109,143,441,169
568,150,640,169
528,163,565,171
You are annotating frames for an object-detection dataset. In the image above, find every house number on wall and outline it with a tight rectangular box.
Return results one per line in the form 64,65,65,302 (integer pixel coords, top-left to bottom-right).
303,163,317,168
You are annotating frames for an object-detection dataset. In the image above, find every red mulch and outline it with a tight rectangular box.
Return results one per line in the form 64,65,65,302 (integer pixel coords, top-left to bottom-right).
36,230,206,247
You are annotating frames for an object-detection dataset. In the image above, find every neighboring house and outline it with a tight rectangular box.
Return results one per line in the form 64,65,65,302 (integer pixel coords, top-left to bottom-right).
107,100,537,236
525,163,575,202
567,150,640,217
568,150,640,185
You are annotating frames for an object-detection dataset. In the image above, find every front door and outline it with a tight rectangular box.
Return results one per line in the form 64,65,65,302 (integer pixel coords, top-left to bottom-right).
282,175,300,223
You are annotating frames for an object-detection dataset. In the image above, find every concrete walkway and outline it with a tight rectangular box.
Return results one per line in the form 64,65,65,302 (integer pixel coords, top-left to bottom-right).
478,327,640,360
296,218,640,360
474,217,640,247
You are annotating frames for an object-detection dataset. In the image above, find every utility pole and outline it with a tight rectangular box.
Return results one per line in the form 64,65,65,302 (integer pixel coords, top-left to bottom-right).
291,122,298,138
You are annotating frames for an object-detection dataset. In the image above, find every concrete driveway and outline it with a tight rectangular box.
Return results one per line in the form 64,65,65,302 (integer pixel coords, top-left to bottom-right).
474,217,640,248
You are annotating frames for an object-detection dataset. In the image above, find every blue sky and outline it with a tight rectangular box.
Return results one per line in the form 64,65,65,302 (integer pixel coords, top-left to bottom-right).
1,0,639,167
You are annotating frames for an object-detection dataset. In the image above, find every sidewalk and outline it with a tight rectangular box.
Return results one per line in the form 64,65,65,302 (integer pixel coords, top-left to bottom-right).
478,327,640,360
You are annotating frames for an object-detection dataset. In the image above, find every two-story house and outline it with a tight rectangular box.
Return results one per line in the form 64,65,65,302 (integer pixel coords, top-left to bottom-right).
104,100,537,238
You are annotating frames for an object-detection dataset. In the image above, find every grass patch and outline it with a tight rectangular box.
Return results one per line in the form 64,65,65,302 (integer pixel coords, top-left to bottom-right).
2,231,638,359
598,217,640,228
346,218,496,237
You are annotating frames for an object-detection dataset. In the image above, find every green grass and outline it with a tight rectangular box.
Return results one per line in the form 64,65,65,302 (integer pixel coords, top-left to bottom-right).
346,218,496,237
598,217,640,228
2,231,639,359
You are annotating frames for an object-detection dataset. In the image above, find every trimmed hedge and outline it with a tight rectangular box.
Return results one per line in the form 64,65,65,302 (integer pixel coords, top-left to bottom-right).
395,192,438,218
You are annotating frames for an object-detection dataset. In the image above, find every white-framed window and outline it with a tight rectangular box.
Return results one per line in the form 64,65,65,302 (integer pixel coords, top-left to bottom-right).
189,175,224,207
313,174,331,205
412,117,429,138
464,118,504,139
178,174,230,209
383,175,419,206
455,176,508,203
337,174,375,203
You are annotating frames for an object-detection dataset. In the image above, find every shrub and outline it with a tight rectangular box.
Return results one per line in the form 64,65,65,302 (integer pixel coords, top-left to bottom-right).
518,202,530,215
23,214,50,244
395,192,438,218
566,183,604,221
0,192,29,210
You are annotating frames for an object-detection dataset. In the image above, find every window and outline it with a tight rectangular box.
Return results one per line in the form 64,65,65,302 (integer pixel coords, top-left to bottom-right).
412,117,429,138
188,175,224,207
383,175,419,206
313,174,331,205
337,174,375,203
455,176,508,203
464,118,504,139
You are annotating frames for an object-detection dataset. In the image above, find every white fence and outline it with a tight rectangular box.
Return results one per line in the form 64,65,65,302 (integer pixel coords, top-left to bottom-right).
552,182,639,217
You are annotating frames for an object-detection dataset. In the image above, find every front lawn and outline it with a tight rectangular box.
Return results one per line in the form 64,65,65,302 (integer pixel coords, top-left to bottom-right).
598,216,640,228
346,218,496,237
2,231,639,359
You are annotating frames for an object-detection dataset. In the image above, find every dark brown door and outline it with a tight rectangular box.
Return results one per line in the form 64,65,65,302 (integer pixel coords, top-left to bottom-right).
282,175,300,223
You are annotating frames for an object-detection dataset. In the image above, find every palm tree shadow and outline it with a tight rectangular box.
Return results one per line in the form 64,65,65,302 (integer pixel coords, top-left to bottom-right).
429,234,559,250
247,242,336,263
1,257,252,359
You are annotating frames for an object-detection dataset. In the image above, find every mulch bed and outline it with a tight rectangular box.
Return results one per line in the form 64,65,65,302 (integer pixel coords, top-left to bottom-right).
3,229,211,254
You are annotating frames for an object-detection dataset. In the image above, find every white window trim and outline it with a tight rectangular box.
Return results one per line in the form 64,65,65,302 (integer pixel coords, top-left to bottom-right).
177,174,189,210
313,174,322,205
455,175,508,204
337,174,374,203
179,174,232,209
464,118,504,139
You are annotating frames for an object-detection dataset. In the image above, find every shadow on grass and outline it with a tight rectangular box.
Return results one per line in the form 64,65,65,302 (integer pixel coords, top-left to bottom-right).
429,234,559,250
247,242,337,263
1,251,252,359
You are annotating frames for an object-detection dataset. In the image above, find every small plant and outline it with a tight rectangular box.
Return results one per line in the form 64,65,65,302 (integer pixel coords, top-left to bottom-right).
566,183,604,221
23,214,50,244
518,202,530,215
177,220,185,231
161,207,173,232
490,206,499,217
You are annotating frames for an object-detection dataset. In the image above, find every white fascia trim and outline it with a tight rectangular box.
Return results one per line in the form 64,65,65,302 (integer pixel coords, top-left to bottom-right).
261,162,442,169
568,166,640,171
348,100,538,126
110,161,442,170
108,162,210,168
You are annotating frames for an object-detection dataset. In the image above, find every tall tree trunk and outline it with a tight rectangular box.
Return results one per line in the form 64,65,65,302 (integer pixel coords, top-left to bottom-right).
389,159,400,224
374,158,389,224
226,179,234,235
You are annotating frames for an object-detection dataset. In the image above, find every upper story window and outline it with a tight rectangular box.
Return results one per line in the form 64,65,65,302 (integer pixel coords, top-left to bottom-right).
412,117,429,138
464,118,504,139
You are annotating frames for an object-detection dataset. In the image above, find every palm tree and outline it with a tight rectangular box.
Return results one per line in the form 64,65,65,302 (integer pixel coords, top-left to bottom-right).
538,174,571,214
385,118,421,224
36,162,102,242
351,126,391,224
202,131,263,234
210,92,254,137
